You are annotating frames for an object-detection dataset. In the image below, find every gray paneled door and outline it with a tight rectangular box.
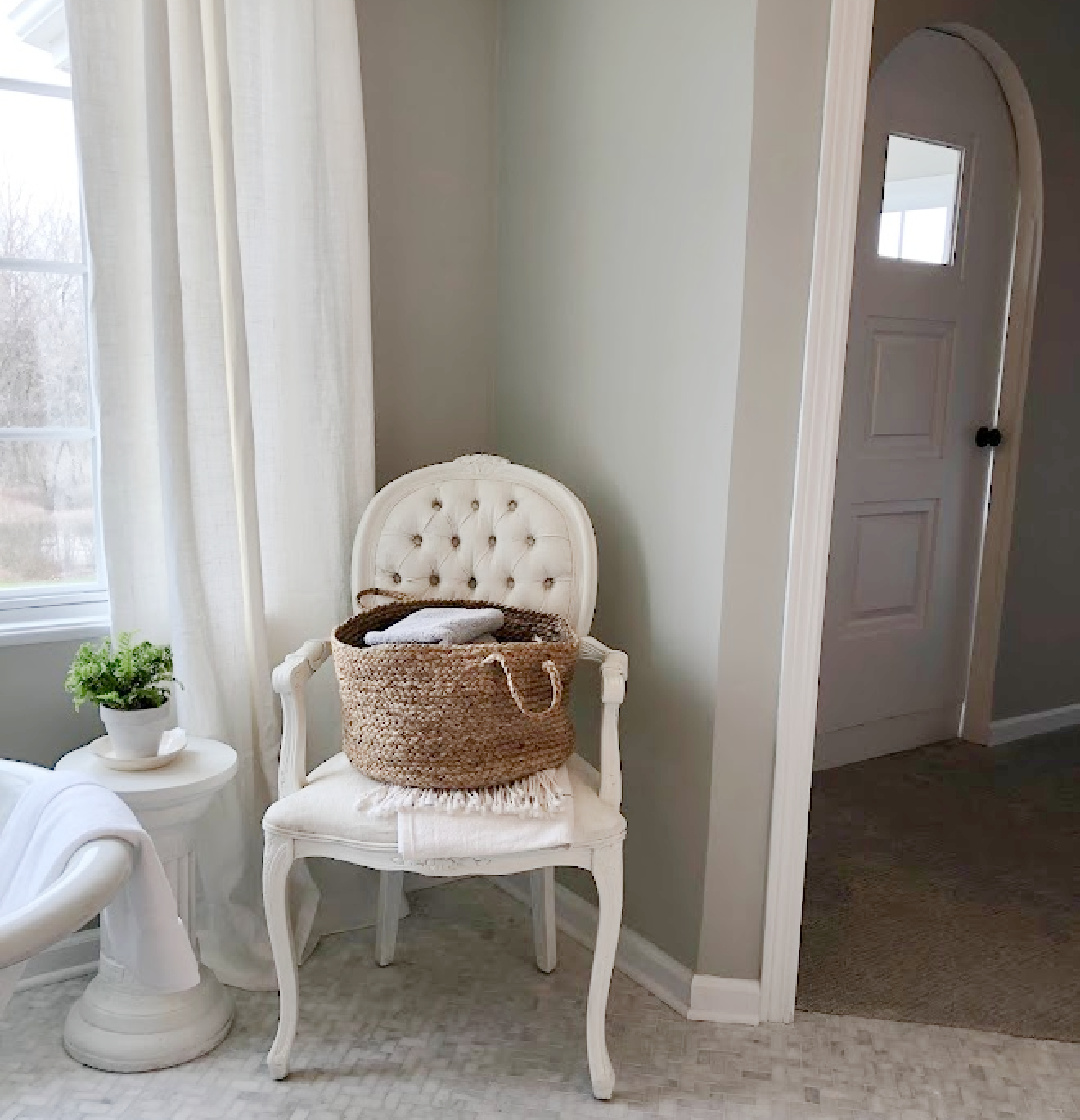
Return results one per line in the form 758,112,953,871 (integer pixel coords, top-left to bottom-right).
816,29,1018,770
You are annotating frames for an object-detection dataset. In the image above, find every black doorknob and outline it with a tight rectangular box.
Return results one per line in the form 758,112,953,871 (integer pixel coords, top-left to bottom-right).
975,426,1002,448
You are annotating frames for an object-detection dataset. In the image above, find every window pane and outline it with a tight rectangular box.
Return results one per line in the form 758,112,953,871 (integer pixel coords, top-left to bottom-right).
0,269,89,426
0,14,71,87
0,438,97,587
878,135,962,265
900,207,950,265
878,211,902,259
0,88,82,263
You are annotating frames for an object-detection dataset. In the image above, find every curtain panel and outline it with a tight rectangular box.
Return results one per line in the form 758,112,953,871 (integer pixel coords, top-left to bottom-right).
66,0,376,988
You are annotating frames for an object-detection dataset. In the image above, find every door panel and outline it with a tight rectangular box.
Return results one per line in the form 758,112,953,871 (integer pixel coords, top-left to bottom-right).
815,29,1018,769
846,499,936,630
865,319,954,457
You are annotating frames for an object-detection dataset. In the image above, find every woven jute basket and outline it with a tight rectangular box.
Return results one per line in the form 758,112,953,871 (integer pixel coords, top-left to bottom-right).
332,590,579,789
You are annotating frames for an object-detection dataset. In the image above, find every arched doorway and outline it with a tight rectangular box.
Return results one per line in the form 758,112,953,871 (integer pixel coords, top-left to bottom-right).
761,9,1043,1023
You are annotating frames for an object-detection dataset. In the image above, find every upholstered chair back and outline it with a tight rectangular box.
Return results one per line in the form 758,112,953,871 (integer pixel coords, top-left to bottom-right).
351,455,598,635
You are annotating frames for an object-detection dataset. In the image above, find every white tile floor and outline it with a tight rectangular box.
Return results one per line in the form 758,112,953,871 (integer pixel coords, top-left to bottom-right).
1,879,1077,1119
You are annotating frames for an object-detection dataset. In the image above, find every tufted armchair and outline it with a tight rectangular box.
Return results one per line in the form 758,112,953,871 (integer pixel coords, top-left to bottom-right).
262,455,629,1099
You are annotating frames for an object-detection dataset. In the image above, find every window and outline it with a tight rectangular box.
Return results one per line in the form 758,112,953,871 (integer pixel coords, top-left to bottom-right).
877,135,963,266
0,7,107,643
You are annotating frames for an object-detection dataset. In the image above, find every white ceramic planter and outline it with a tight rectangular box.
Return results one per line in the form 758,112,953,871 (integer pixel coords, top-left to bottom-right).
100,698,175,759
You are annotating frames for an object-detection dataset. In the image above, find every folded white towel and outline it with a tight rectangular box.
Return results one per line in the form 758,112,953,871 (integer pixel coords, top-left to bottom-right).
0,770,200,1003
396,766,574,860
364,606,505,647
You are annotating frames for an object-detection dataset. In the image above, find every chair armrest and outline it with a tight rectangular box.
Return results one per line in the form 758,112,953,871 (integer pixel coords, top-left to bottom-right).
271,639,332,799
578,636,629,810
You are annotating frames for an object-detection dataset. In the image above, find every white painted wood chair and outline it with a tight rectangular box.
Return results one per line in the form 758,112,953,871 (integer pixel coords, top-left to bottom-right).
262,454,628,1098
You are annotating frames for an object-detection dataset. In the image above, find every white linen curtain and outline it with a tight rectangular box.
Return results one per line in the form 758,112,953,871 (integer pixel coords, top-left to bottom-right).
66,0,375,989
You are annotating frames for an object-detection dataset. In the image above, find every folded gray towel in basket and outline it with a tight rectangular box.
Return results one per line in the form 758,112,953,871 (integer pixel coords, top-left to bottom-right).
364,606,505,647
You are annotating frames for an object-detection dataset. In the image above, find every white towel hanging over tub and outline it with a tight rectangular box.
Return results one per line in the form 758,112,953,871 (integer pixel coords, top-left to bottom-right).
0,770,200,997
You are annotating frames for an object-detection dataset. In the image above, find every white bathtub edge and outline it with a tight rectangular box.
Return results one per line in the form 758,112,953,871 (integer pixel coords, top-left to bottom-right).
16,928,99,991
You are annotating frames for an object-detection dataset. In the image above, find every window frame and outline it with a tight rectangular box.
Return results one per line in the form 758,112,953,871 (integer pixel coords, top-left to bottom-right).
0,71,109,645
876,132,965,268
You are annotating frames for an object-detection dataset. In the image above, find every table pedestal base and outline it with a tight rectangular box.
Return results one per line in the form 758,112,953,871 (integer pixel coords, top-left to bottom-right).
63,961,234,1073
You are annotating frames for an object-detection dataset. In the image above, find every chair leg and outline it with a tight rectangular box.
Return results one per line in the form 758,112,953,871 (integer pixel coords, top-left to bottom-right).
263,832,299,1080
376,870,404,966
530,867,557,973
587,843,622,1100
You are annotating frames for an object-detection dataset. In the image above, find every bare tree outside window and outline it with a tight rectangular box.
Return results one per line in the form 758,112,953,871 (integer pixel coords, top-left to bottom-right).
0,11,103,600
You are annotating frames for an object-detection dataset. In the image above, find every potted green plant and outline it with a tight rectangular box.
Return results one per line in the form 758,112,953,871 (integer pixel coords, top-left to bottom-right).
65,633,180,759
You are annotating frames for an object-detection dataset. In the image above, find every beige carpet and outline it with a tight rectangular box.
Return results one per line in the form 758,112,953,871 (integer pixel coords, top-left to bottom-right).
797,733,1080,1042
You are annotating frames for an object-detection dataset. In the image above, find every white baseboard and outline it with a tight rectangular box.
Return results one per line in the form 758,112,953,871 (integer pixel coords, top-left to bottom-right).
494,875,762,1023
687,974,762,1024
15,929,99,992
493,874,693,1016
989,702,1080,746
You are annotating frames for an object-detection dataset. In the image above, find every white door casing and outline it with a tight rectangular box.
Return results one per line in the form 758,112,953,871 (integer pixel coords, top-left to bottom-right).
815,29,1019,770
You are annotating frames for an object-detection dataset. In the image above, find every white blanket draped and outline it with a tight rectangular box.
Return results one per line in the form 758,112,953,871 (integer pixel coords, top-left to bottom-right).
66,0,376,989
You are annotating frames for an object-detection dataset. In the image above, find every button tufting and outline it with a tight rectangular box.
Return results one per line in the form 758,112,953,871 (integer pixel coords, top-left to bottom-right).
412,534,423,546
429,574,440,587
471,499,480,510
451,535,460,548
526,535,535,547
488,535,496,548
392,573,402,584
431,498,442,509
467,576,477,589
543,577,554,589
506,576,515,589
508,499,518,510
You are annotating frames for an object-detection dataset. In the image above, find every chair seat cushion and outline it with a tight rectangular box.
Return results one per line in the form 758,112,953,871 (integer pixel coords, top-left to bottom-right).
263,753,624,849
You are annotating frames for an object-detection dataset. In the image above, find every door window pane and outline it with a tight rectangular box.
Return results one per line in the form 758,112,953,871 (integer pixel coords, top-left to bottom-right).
0,438,97,587
877,135,962,265
0,270,89,426
878,212,902,259
900,207,951,264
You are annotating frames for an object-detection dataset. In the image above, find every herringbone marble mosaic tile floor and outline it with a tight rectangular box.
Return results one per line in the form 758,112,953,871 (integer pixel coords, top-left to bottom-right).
1,879,1077,1118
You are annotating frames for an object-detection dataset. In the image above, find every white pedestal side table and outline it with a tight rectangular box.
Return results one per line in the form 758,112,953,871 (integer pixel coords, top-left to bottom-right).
56,736,238,1072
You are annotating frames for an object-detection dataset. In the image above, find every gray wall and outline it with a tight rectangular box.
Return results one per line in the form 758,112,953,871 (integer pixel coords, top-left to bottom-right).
865,2,1080,720
697,0,831,980
356,0,499,487
0,639,104,767
495,0,757,970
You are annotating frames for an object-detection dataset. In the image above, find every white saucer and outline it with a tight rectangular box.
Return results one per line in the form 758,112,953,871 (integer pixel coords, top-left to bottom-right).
90,730,188,771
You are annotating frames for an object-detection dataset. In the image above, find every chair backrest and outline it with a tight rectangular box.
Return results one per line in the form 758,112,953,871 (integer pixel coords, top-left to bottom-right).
352,455,597,634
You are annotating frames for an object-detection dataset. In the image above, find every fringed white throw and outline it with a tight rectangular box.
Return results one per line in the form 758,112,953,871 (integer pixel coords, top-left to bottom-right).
357,767,575,860
357,766,567,817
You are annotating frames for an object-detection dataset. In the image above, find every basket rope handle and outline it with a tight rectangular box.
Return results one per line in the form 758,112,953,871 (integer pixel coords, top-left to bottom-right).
357,586,411,604
483,651,563,720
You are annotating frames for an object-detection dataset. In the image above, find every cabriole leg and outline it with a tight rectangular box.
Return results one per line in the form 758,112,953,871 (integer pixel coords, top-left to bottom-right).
587,843,622,1100
263,832,298,1080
